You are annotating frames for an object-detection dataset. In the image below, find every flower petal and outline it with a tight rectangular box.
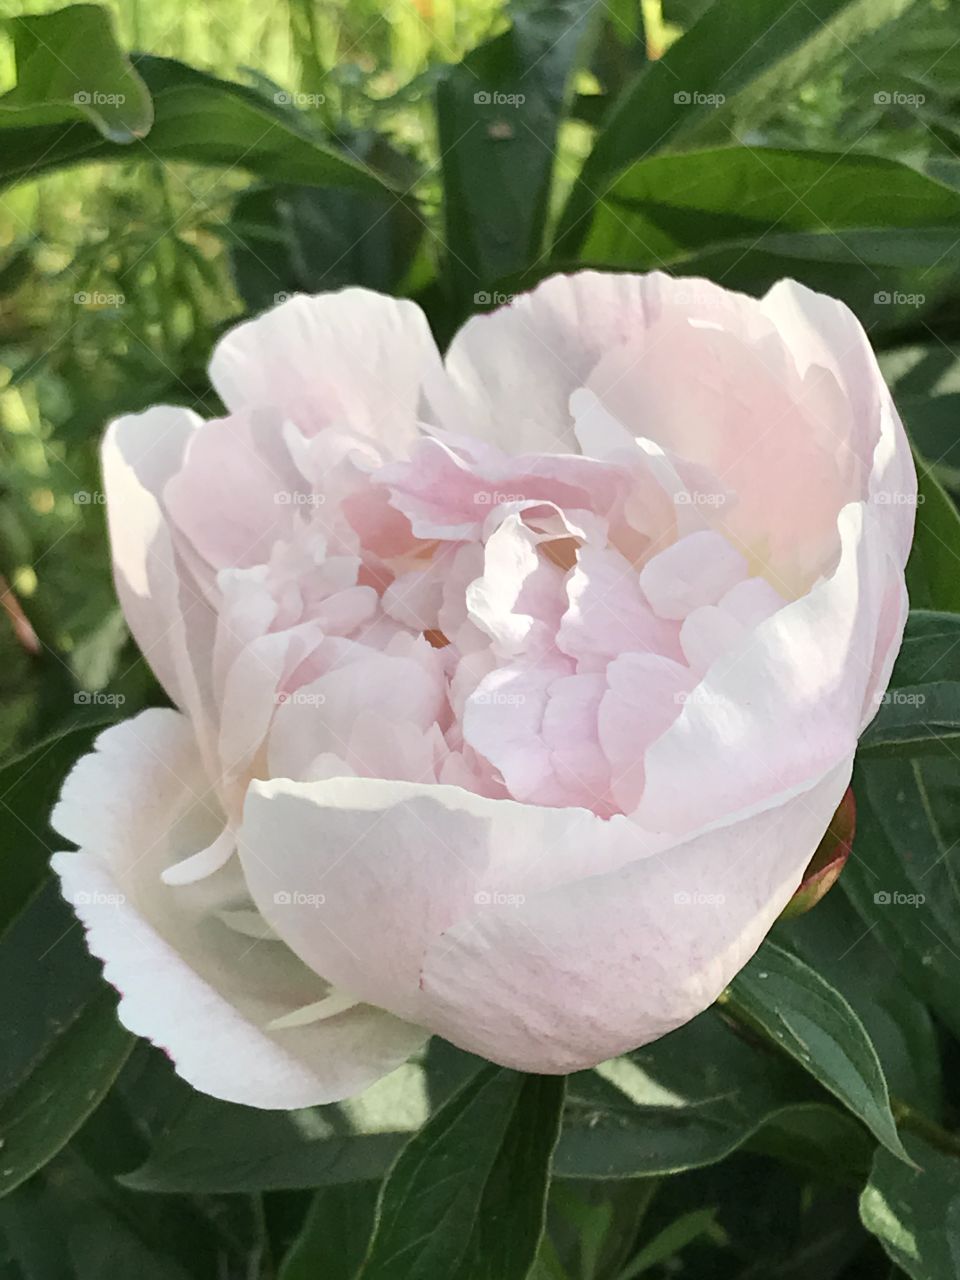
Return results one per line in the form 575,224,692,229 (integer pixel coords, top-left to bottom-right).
209,289,444,451
52,711,425,1107
418,759,853,1071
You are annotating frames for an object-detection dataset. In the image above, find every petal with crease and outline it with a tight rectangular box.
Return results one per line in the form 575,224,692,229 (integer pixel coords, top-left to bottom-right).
51,711,426,1108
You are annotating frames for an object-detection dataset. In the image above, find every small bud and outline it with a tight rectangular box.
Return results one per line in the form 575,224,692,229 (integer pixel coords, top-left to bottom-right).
779,787,855,920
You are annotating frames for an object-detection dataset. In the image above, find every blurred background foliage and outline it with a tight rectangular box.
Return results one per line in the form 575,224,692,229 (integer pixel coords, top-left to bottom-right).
5,1,960,1277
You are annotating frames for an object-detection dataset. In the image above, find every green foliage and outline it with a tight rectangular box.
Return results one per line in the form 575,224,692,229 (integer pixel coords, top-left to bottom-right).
3,1,960,1277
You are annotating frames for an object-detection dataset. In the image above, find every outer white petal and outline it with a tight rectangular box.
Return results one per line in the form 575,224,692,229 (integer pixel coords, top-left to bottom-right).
51,711,426,1108
238,763,851,1073
102,407,209,724
419,760,853,1071
208,289,445,452
238,777,649,1023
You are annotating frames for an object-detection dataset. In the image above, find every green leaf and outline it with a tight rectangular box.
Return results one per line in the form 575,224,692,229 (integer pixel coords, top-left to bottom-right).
615,1208,718,1279
888,610,960,687
436,3,590,310
0,4,153,142
905,455,960,613
0,55,395,199
844,755,960,1044
776,890,941,1117
900,393,960,483
570,148,960,325
0,721,107,932
0,881,132,1198
278,1184,379,1280
726,941,910,1164
228,137,422,310
861,1135,960,1278
123,1052,481,1193
555,0,910,253
859,681,960,757
358,1068,565,1280
555,1007,872,1182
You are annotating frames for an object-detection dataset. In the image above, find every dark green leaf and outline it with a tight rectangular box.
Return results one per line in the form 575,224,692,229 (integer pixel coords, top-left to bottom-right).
0,722,107,932
0,984,130,1198
359,1068,565,1280
229,147,421,311
0,4,152,142
555,1007,871,1182
123,1052,480,1193
889,610,960,687
859,681,960,757
844,755,960,1044
727,941,910,1163
574,148,960,326
861,1135,960,1278
0,55,395,198
776,890,941,1117
905,456,960,612
278,1184,379,1280
437,4,590,310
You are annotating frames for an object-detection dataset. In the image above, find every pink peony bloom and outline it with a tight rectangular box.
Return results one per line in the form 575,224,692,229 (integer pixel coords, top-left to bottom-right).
52,271,916,1107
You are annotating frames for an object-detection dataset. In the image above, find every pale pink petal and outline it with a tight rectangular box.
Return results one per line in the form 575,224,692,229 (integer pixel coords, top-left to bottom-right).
418,760,852,1071
639,530,748,621
52,712,425,1107
210,290,444,450
237,776,646,1024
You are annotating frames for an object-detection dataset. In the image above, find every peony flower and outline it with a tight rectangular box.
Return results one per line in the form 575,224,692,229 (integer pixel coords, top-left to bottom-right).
52,271,916,1107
